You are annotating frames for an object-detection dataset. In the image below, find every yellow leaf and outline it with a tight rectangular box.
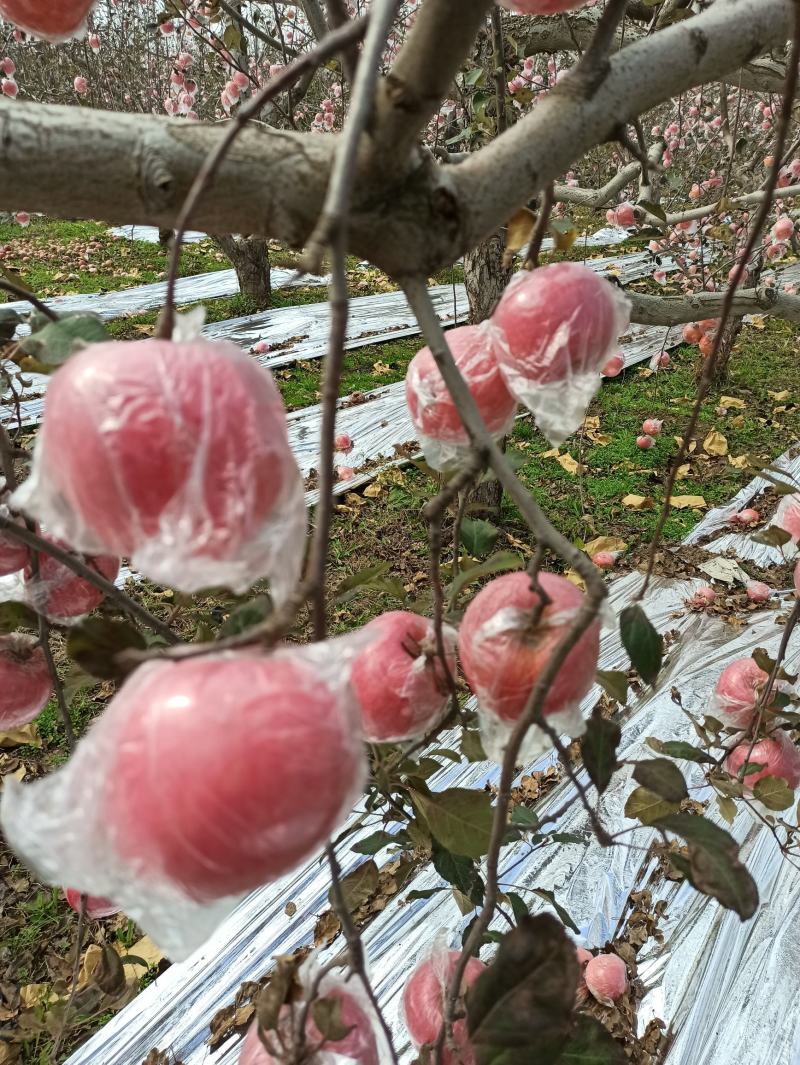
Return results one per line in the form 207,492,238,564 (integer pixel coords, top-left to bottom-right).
703,430,728,456
363,482,383,498
669,495,707,510
19,984,54,1009
0,724,41,749
564,568,586,591
622,495,653,510
119,935,164,982
675,463,692,479
588,432,611,446
582,416,601,430
504,208,536,264
584,536,627,556
728,453,749,469
372,361,392,376
768,389,791,401
750,315,766,330
720,395,746,409
674,436,698,453
541,447,561,458
551,223,578,253
556,453,585,476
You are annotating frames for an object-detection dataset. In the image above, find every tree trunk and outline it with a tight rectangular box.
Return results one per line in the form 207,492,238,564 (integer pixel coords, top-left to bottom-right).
463,231,513,516
464,230,512,324
696,317,744,384
211,234,272,309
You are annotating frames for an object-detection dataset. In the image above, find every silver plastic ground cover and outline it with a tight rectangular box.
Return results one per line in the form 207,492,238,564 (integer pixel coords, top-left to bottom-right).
62,549,800,1065
4,268,327,339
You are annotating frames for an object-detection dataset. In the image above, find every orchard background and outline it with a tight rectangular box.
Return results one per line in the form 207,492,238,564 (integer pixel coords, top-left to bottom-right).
0,0,799,1063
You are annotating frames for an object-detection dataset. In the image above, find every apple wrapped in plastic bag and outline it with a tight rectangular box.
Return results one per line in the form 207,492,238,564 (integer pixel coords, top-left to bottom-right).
12,338,306,599
0,0,97,40
491,263,631,446
458,572,601,763
405,324,517,472
1,640,367,959
402,943,487,1065
239,961,392,1064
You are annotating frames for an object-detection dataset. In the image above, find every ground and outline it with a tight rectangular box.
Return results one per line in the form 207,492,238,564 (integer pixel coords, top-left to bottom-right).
0,218,799,1064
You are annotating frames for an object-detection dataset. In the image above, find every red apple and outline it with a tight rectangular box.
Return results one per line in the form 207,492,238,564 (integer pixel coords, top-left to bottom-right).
104,652,365,900
351,611,456,742
0,0,96,39
712,657,770,728
403,950,486,1065
0,634,51,729
63,888,120,919
24,541,118,621
726,731,800,791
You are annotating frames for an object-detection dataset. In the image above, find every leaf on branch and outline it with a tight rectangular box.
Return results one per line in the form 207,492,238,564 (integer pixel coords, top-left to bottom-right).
410,788,494,858
646,737,714,764
351,831,397,856
505,208,536,265
624,786,681,825
461,729,488,763
460,518,499,558
753,774,794,811
751,526,792,548
558,1015,626,1064
19,312,109,373
619,605,662,686
432,843,485,906
66,617,146,680
312,996,354,1045
596,669,629,705
448,551,524,601
530,889,579,934
653,813,758,919
632,759,688,803
218,595,272,638
0,600,38,635
581,713,622,795
467,914,580,1065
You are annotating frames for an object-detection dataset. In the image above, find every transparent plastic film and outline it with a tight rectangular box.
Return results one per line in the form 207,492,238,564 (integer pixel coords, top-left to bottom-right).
491,264,631,446
1,638,367,960
405,323,518,472
12,338,307,599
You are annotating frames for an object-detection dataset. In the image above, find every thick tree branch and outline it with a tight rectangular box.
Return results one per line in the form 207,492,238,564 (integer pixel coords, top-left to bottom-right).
626,285,800,326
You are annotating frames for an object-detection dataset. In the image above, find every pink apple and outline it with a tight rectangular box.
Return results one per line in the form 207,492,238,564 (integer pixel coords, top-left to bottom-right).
642,419,663,436
403,950,486,1065
584,954,627,1005
351,611,456,742
746,581,771,603
24,540,118,621
712,657,770,728
0,0,96,39
636,435,655,449
458,571,600,725
726,731,800,790
0,634,51,729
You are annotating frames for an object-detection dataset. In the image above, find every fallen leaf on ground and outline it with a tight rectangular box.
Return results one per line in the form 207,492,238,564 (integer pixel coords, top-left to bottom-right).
556,453,585,476
728,454,749,469
720,395,746,409
703,430,728,456
699,557,750,585
669,495,707,509
584,536,627,556
769,389,791,401
0,724,41,749
675,463,692,479
119,935,164,981
19,984,55,1009
564,569,586,590
363,482,382,498
622,495,653,509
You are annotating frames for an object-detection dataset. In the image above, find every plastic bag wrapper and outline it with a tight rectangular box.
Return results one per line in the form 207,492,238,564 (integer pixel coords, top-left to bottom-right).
725,730,800,819
11,338,307,600
1,638,368,960
460,582,602,764
709,656,787,729
770,492,800,557
239,957,393,1065
0,0,95,41
352,612,457,743
402,936,486,1061
0,539,119,625
404,323,518,472
491,264,631,446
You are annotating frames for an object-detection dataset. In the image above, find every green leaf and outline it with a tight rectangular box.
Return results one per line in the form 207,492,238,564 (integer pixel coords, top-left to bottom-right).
505,891,529,922
581,714,621,795
461,729,488,763
637,199,667,223
511,805,539,828
432,843,485,906
406,888,440,903
464,67,486,87
19,312,109,372
218,594,272,638
646,737,714,764
716,795,737,825
312,996,353,1044
334,563,406,604
596,670,628,705
328,859,378,913
351,831,397,856
558,1016,626,1064
753,774,794,811
751,526,793,546
468,914,579,1064
460,518,499,558
410,787,494,858
624,786,681,825
653,813,758,919
0,600,39,635
530,888,579,934
632,759,688,803
447,551,524,601
619,604,663,686
222,22,242,50
66,618,146,679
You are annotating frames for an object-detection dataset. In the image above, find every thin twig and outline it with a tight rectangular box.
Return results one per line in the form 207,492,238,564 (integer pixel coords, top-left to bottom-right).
525,182,555,269
0,514,180,645
0,278,59,322
159,14,370,338
50,895,86,1063
300,0,402,275
640,11,800,597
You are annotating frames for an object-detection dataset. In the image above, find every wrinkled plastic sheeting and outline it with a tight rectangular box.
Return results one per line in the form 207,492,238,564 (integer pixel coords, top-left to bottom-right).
111,226,208,244
683,442,800,569
5,268,327,339
206,284,468,370
63,563,800,1065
